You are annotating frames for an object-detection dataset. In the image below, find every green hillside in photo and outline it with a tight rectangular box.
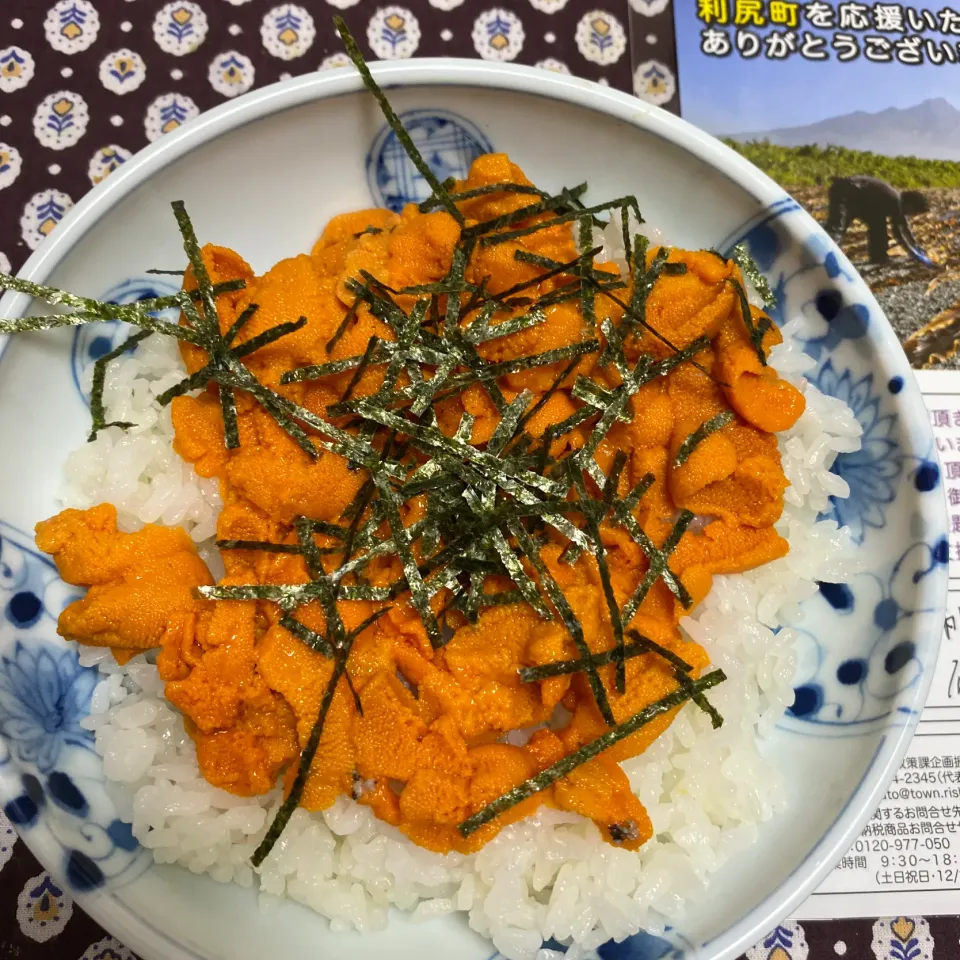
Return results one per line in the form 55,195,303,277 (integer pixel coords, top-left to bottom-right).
724,140,960,189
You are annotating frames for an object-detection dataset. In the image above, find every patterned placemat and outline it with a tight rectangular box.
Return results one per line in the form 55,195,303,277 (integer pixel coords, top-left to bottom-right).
1,2,955,959
0,0,678,274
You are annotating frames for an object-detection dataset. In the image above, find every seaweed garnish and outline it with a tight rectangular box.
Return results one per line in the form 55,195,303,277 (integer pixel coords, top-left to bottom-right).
458,669,727,838
334,16,463,227
509,520,617,727
0,204,324,452
518,625,726,730
250,656,346,867
419,182,546,213
514,249,718,384
88,329,153,441
567,458,627,693
518,635,658,683
519,627,690,683
620,510,695,627
674,410,735,467
728,275,773,368
217,539,304,555
461,183,588,240
480,196,643,248
731,242,776,309
224,303,259,346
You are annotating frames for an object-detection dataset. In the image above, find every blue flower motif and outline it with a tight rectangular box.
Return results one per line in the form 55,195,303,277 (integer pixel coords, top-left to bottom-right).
0,641,95,773
814,360,901,543
798,292,870,361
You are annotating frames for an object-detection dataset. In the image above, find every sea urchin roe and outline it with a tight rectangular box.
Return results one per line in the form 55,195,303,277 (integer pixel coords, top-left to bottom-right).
38,153,804,855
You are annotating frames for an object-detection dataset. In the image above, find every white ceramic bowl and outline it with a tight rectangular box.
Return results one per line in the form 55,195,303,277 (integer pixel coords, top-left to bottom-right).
0,60,948,960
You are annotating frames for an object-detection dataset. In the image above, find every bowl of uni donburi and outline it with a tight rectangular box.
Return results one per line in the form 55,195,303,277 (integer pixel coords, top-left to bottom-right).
0,38,948,960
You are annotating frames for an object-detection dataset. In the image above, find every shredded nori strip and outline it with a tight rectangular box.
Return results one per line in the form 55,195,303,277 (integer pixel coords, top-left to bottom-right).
158,317,311,407
335,18,463,226
374,473,443,647
340,335,381,403
224,303,259,346
250,654,348,866
518,638,656,683
731,242,776,309
603,478,689,611
518,249,717,384
344,669,364,714
0,281,204,344
728,276,773,368
419,182,547,212
578,217,597,332
458,669,726,837
674,410,735,467
325,282,367,356
602,451,629,689
279,614,335,658
624,629,693,674
519,626,690,683
216,539,303,554
620,510,694,626
171,201,243,449
461,184,588,240
86,329,153,441
231,316,307,358
480,196,642,247
595,282,718,382
626,628,725,731
568,459,627,693
510,521,616,727
503,356,580,457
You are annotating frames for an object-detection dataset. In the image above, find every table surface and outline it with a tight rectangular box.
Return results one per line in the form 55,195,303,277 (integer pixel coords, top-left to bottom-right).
0,1,957,958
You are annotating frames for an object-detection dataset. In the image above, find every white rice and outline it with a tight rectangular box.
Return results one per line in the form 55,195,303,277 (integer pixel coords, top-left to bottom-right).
65,228,862,960
62,333,221,543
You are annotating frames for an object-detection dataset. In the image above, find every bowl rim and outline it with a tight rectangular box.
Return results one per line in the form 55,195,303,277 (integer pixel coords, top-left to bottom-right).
0,58,947,960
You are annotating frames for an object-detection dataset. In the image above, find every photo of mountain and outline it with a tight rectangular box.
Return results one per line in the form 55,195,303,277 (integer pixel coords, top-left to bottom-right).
727,98,960,163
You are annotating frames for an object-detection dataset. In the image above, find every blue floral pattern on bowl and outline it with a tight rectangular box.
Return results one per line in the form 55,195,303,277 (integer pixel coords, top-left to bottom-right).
0,522,150,891
366,109,493,212
0,640,95,773
812,360,902,543
722,199,946,736
790,536,946,726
